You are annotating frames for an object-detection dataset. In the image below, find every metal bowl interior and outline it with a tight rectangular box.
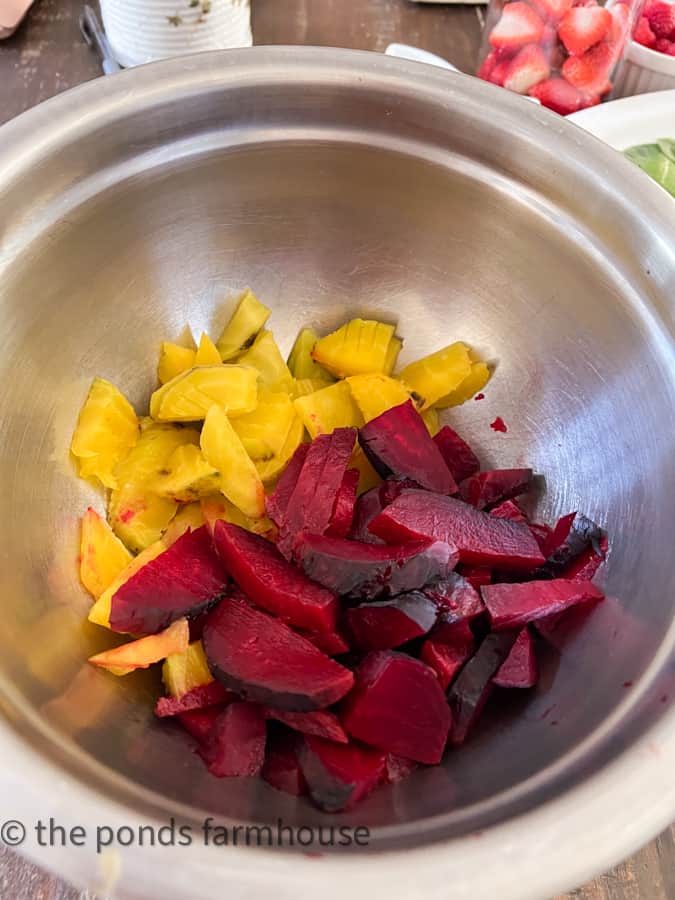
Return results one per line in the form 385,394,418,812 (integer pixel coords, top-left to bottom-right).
0,47,674,899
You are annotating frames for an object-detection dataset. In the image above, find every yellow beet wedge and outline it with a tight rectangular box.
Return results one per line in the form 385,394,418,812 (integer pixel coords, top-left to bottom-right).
89,618,189,677
311,318,397,378
288,328,334,381
149,444,221,502
108,422,198,552
161,502,205,547
70,378,139,489
201,495,276,540
194,333,222,367
254,414,306,484
149,365,258,422
200,405,266,519
383,336,403,376
294,380,364,438
346,374,411,423
88,539,167,629
420,407,440,436
399,341,473,410
157,342,196,385
216,289,271,361
232,390,296,460
237,330,295,394
434,361,491,408
162,639,214,697
80,507,133,599
292,377,335,398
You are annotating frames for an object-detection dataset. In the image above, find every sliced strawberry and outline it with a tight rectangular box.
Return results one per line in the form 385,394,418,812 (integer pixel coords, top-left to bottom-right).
646,1,675,38
503,44,551,93
477,51,498,80
558,6,612,55
635,15,658,47
489,2,545,51
530,0,573,22
573,0,600,7
489,60,512,85
541,24,558,45
562,41,615,96
608,1,630,43
529,77,584,114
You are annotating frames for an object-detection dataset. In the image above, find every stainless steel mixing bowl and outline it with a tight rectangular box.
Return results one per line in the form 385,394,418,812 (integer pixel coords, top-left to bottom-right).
0,47,673,900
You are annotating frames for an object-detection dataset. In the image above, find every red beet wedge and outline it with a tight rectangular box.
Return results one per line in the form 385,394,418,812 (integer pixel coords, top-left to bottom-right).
296,532,457,600
155,681,235,718
481,578,604,630
178,708,221,744
490,499,528,523
457,564,492,590
347,592,438,651
460,468,533,510
202,596,354,711
421,623,475,691
264,708,348,744
266,442,310,528
298,735,386,812
433,425,480,484
299,629,351,656
448,631,517,745
369,490,545,572
382,754,418,785
493,627,539,688
559,534,608,582
358,401,457,494
537,512,605,578
200,702,267,777
213,521,338,633
326,468,360,538
109,525,229,635
423,573,484,623
279,427,356,556
342,651,451,764
349,487,386,544
262,733,307,796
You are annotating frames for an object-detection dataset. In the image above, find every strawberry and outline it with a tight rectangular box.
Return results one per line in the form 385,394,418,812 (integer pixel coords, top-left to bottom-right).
562,42,614,96
503,44,551,93
573,0,600,7
489,60,512,86
558,6,612,55
645,1,675,38
530,0,573,21
654,36,674,51
477,51,498,80
489,2,546,51
528,77,584,114
608,2,630,43
635,15,657,47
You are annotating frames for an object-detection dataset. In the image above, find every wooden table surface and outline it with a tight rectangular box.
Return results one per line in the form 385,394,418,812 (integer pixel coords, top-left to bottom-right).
0,0,673,897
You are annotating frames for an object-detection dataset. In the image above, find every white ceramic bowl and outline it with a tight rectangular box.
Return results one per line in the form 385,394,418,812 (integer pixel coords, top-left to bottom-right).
570,88,675,147
613,39,675,97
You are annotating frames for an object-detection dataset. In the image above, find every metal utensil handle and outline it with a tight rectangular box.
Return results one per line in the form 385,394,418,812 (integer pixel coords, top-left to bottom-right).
80,4,121,75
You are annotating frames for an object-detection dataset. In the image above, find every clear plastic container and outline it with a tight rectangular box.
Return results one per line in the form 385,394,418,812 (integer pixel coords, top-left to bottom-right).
477,0,645,113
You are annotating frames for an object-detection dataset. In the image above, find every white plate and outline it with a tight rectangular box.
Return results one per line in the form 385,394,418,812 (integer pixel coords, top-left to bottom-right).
569,89,675,149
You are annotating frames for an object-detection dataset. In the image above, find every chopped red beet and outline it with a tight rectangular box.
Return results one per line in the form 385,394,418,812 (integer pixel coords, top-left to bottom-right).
266,442,310,528
262,733,307,796
177,707,221,744
295,532,456,600
109,525,228,635
342,651,451,764
421,628,475,691
200,701,267,777
457,564,493,590
529,522,553,552
538,512,605,578
299,628,351,656
347,592,438,651
202,596,354,711
369,490,545,572
264,708,348,743
493,628,538,688
326,468,360,538
433,425,480,484
279,427,356,556
489,499,528,523
460,469,533,510
474,393,485,401
423,573,484,623
559,534,608,581
349,487,386,543
381,753,418,785
481,578,604,630
298,735,386,812
448,631,517,745
155,681,235,718
358,401,457,494
213,521,338,632
379,477,422,505
431,616,475,646
490,417,507,433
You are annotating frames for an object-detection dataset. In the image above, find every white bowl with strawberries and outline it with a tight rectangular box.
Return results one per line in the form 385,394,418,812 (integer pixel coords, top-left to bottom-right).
613,0,675,95
478,0,643,113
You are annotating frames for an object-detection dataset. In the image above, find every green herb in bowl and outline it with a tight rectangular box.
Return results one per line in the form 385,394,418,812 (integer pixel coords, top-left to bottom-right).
624,138,675,197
